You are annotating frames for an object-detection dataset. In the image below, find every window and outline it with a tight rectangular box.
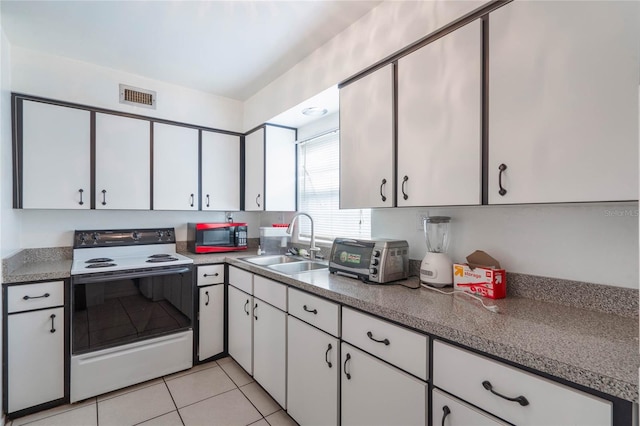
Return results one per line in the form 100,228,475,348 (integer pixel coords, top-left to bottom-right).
297,129,371,242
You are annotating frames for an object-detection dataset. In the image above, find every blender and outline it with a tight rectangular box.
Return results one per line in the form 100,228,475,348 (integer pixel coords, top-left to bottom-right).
420,216,453,287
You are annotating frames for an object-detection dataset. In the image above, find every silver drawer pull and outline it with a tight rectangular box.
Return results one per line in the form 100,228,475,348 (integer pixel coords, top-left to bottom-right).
367,331,390,346
23,293,50,301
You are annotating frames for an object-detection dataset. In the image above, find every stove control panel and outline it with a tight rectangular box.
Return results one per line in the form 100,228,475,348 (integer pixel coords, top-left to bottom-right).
74,228,177,248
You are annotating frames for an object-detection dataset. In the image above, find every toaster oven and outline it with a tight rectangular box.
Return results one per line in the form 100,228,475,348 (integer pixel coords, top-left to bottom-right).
329,238,409,283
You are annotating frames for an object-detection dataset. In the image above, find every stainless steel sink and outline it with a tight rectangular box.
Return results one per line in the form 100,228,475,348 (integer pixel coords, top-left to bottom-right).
268,261,328,275
241,255,305,266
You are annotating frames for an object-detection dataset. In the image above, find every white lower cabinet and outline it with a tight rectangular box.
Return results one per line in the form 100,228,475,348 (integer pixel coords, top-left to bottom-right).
287,317,339,426
228,285,253,375
253,299,286,408
7,307,65,413
197,284,224,361
433,340,612,426
433,389,508,426
341,343,427,426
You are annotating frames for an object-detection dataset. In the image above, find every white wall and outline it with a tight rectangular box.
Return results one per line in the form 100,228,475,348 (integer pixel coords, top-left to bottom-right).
244,0,487,129
11,47,243,132
374,203,639,289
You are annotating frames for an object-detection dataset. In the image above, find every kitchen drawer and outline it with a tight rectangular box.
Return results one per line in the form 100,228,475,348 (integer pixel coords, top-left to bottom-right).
341,307,428,380
197,264,225,286
7,281,65,313
433,340,612,426
432,389,508,426
253,275,286,311
288,288,339,337
228,266,252,294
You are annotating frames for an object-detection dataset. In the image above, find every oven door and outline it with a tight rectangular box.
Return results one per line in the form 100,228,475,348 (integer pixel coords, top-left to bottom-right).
71,265,193,355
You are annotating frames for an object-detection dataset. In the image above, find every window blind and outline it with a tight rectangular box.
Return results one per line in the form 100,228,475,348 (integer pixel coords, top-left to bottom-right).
297,130,371,241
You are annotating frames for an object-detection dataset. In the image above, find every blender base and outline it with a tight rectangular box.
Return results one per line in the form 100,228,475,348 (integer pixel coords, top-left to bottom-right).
420,253,453,287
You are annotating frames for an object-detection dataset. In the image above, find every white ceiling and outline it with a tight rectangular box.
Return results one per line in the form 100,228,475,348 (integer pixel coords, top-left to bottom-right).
1,0,381,102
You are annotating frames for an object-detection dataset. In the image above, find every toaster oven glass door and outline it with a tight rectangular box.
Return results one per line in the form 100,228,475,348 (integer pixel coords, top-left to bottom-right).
331,241,374,269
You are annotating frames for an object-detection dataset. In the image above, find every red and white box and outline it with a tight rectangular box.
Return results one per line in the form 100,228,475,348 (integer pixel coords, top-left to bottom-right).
453,250,506,300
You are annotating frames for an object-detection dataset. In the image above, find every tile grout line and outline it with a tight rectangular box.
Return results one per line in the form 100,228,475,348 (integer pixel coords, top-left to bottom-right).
217,361,268,420
161,377,186,426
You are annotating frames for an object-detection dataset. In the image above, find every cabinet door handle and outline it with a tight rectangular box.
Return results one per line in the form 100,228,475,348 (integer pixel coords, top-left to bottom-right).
367,331,390,346
482,380,529,406
190,194,195,207
101,189,107,206
23,293,50,301
203,273,219,278
343,353,351,380
325,343,333,368
253,303,258,320
498,164,508,196
401,175,409,200
78,189,84,206
205,291,210,306
303,305,318,315
50,314,56,333
256,194,261,208
441,405,451,426
379,179,387,202
244,299,250,315
206,194,210,208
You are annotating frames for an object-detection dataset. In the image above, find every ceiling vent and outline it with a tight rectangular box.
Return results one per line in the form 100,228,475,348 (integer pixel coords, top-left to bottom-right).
119,84,156,109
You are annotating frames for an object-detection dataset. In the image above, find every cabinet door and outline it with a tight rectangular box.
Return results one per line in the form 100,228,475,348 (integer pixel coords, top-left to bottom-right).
228,286,253,375
340,63,394,209
21,100,90,209
341,343,426,426
201,131,240,211
253,299,286,408
8,307,65,413
432,389,508,426
244,128,265,211
489,1,639,203
153,123,199,210
397,20,481,207
264,125,296,211
198,285,224,361
287,317,339,426
95,113,150,209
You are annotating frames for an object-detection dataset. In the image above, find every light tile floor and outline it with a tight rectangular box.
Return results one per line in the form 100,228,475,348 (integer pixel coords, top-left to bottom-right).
7,357,298,426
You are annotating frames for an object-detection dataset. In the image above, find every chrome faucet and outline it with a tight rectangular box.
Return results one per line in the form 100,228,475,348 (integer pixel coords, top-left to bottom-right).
286,212,321,260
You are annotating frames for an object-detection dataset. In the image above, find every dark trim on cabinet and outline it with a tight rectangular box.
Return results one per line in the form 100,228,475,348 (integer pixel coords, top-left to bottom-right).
2,284,8,414
392,61,399,208
262,122,297,132
150,122,154,210
12,95,23,208
481,15,490,205
198,130,203,211
240,135,246,211
338,0,511,89
262,126,267,211
90,112,96,209
294,127,299,212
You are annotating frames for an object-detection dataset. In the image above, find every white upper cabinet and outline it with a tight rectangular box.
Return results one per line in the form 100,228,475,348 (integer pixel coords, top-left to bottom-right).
21,100,90,209
340,63,395,209
153,123,199,210
244,127,265,211
201,131,240,211
95,113,150,210
397,20,482,207
264,125,296,211
488,1,639,204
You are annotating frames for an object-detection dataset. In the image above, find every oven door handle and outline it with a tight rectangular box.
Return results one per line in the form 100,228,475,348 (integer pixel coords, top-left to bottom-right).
72,266,192,284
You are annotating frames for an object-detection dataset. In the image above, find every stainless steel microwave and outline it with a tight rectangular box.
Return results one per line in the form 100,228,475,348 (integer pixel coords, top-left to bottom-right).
187,222,248,253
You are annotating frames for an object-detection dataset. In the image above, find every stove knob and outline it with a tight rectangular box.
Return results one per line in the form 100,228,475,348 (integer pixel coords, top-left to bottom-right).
371,258,379,266
165,230,172,239
92,232,100,242
369,267,378,275
79,233,89,245
157,230,164,239
132,231,140,241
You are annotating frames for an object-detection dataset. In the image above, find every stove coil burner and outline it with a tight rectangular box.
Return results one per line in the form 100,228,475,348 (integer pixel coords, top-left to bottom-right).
86,262,117,268
146,255,178,263
85,258,114,263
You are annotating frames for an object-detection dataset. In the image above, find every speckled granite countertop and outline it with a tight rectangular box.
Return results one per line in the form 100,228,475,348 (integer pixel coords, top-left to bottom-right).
225,258,639,404
3,249,637,403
